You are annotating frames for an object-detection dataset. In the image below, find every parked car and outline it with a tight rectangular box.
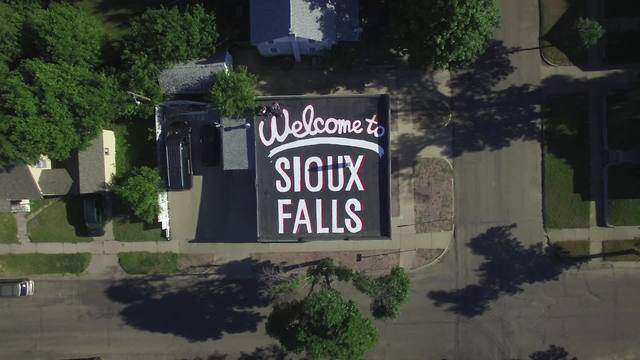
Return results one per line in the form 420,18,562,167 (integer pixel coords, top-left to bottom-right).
82,195,104,237
199,123,222,166
165,121,193,190
0,279,34,297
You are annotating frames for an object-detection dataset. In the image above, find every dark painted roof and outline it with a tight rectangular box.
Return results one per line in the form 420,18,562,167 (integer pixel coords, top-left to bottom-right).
77,135,106,194
250,0,360,44
0,163,41,201
38,168,73,196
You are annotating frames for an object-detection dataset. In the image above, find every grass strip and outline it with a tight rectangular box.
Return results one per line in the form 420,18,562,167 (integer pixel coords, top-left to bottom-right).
118,252,178,274
543,95,590,229
0,253,91,275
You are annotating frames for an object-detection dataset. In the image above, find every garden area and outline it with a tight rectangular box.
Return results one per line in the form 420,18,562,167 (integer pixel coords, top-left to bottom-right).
27,198,94,243
413,158,453,233
0,213,18,244
542,95,591,229
539,0,588,66
0,253,91,275
601,0,640,65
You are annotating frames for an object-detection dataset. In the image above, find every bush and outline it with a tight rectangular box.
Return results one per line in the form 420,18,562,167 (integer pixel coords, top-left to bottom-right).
25,3,106,67
210,66,257,118
574,17,605,49
113,166,162,224
356,266,411,319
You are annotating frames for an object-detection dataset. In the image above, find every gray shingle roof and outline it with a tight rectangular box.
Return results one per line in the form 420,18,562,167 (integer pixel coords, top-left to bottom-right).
250,0,292,44
38,168,73,196
159,59,228,96
77,134,106,194
251,0,360,44
0,163,41,201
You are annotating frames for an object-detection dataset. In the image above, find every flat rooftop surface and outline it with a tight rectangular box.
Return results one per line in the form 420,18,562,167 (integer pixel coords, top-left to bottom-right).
254,95,391,241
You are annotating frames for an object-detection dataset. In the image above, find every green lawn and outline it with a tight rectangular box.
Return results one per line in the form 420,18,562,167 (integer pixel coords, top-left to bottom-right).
607,165,640,226
118,252,178,274
539,0,587,66
27,198,94,243
553,240,590,259
112,198,165,242
543,95,591,229
0,253,91,275
0,213,18,244
607,90,640,151
602,240,640,261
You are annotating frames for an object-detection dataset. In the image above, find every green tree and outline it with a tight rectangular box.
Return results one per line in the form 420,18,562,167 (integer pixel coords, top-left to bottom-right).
574,17,605,49
0,3,25,65
354,267,410,319
25,3,106,67
266,289,379,360
387,0,500,69
0,60,119,163
210,66,257,117
113,166,162,224
118,52,163,117
124,5,219,68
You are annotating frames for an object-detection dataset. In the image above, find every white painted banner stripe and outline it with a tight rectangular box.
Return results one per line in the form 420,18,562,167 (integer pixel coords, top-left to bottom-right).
267,137,385,158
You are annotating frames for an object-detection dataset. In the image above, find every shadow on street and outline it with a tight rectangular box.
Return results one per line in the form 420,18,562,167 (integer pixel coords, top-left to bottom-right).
428,225,584,317
106,259,273,342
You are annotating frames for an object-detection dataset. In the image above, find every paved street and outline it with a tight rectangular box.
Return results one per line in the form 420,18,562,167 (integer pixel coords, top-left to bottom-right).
2,261,640,360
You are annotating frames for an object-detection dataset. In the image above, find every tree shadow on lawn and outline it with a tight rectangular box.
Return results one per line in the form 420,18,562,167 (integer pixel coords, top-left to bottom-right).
428,225,585,318
106,259,274,342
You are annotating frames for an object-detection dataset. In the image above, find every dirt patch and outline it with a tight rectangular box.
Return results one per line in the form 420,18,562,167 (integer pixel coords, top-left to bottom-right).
414,158,453,233
253,250,400,275
412,248,446,269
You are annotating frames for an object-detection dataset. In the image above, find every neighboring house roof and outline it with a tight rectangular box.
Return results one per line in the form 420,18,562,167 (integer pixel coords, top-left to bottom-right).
222,117,253,170
159,57,229,96
76,132,107,194
250,0,360,44
38,169,73,196
0,163,41,201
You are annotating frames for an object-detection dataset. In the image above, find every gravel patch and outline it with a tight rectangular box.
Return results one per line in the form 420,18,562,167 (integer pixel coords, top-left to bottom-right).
412,248,446,269
414,158,453,233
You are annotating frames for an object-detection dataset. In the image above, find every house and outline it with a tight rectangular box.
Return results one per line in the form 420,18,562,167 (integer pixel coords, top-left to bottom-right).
0,130,116,212
158,52,233,96
250,0,361,62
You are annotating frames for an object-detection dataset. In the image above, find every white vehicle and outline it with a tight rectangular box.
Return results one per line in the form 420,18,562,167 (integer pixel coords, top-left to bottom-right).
0,280,34,297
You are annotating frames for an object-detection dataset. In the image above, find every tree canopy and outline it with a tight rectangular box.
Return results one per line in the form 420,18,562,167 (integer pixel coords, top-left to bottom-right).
210,66,257,118
266,289,379,360
387,0,500,69
0,60,119,163
0,3,24,65
124,5,219,68
112,166,162,224
25,3,106,68
354,267,411,319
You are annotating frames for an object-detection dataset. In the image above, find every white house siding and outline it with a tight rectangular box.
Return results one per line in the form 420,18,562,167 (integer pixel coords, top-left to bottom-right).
256,35,330,59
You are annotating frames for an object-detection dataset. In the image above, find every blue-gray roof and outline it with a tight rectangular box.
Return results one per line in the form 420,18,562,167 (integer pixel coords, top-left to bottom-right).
250,0,360,44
